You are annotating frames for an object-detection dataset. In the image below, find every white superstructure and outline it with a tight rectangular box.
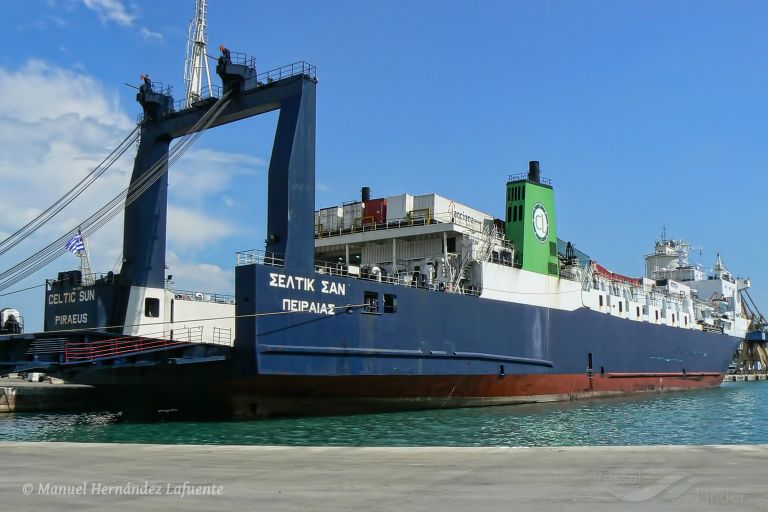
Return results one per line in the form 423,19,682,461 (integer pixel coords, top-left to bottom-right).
311,194,750,340
645,237,750,337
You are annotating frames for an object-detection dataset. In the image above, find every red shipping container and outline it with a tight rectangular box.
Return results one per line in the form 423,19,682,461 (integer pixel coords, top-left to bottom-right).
363,198,387,224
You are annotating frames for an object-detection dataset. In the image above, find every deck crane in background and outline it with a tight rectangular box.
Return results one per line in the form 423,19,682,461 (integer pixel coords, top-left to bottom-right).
184,0,213,107
737,288,768,373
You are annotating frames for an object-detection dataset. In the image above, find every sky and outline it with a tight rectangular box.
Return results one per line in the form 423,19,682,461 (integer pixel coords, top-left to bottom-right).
0,0,767,330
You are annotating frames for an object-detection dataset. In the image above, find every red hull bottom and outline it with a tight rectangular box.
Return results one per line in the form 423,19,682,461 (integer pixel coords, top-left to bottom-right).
223,373,725,418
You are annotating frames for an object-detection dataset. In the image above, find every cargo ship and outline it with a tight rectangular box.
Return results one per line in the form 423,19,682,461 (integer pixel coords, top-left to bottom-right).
0,49,748,417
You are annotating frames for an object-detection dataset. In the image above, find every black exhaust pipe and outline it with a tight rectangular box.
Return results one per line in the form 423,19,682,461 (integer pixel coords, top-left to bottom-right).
528,161,540,183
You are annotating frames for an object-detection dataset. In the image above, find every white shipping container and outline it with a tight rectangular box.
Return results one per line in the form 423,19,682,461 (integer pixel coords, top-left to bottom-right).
318,206,343,232
413,194,492,229
319,206,342,218
320,214,341,231
342,202,364,229
452,203,493,230
412,194,443,215
321,216,338,230
386,194,413,222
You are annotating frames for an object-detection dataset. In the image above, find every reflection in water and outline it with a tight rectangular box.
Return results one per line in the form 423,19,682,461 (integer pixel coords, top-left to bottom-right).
1,382,765,446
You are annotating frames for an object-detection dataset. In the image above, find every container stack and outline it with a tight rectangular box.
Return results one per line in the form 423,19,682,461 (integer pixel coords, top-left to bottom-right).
318,192,493,233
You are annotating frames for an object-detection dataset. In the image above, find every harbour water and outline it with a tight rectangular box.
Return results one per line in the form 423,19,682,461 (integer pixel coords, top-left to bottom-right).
1,381,765,447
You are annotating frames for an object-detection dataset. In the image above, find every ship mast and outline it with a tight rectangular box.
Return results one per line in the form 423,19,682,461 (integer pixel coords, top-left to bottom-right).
184,0,213,107
79,235,95,286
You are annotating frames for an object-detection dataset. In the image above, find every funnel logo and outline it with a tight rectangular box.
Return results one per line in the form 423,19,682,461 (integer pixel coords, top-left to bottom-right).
532,203,549,243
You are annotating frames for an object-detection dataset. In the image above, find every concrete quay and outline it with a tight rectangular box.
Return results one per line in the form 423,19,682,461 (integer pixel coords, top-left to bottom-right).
0,442,765,511
0,378,97,413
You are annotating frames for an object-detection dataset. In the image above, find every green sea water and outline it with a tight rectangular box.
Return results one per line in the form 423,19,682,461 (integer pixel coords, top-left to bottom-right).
1,381,765,446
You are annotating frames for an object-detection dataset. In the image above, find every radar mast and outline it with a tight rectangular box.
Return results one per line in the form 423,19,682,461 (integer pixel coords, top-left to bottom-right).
184,0,213,107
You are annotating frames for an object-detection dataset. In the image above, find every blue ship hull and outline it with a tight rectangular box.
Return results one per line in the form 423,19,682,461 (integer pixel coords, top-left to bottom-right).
190,262,742,416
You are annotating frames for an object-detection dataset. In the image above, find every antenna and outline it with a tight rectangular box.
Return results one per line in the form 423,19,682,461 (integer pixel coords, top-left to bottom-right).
184,0,213,107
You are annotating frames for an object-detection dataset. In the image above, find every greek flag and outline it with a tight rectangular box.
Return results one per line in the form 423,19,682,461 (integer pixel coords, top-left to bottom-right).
65,233,85,254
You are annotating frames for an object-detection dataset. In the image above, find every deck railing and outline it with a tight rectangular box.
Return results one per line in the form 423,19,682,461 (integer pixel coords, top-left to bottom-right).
314,211,498,240
64,327,203,362
314,259,482,296
233,248,482,296
257,61,317,83
173,84,223,111
235,249,285,267
213,327,232,345
315,216,433,239
171,289,235,305
507,173,553,186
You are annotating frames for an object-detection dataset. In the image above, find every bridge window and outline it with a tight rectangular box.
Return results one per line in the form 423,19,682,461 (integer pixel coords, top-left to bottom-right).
599,295,604,307
145,297,160,318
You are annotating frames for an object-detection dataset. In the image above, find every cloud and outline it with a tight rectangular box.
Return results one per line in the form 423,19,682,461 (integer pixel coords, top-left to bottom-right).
81,0,162,43
47,15,68,28
0,61,133,243
170,148,263,203
17,13,69,32
0,60,131,127
139,26,164,44
166,251,234,293
167,206,236,251
82,0,137,27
